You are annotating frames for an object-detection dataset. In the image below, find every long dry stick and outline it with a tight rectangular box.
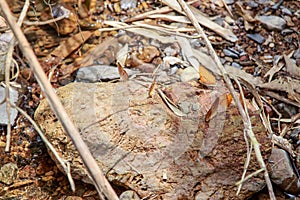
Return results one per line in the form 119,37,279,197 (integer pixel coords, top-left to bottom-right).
0,1,119,199
176,0,275,199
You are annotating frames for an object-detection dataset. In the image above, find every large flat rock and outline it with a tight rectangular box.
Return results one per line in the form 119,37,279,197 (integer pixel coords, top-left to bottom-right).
34,80,271,199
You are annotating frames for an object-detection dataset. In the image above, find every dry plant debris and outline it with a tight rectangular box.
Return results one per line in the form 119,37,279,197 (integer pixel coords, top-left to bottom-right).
0,0,299,199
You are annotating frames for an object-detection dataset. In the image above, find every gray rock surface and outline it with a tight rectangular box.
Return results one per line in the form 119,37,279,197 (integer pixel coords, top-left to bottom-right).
268,148,300,194
256,15,286,31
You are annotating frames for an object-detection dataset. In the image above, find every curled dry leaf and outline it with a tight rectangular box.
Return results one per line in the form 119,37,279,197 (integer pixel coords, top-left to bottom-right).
157,89,186,117
205,93,232,122
117,62,129,81
199,65,216,86
148,77,156,98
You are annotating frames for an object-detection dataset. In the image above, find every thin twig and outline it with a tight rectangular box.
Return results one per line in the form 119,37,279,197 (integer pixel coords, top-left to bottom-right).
13,104,76,192
4,38,13,152
0,1,119,199
175,0,275,199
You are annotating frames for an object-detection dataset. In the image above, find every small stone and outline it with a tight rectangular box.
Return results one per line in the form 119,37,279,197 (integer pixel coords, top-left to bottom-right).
281,6,292,16
269,43,275,48
121,0,137,10
180,67,199,82
223,49,239,58
225,0,234,4
178,102,191,114
224,57,233,62
224,16,235,25
256,15,286,31
232,62,243,69
118,34,131,44
247,1,258,8
268,148,300,194
0,163,18,185
284,16,295,27
293,48,300,59
120,190,140,200
76,65,139,82
247,33,266,44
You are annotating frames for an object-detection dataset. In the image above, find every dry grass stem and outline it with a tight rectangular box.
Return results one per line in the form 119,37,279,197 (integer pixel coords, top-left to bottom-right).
13,104,76,191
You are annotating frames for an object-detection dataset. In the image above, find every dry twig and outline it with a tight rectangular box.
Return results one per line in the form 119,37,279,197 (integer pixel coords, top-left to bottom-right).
175,0,275,199
0,1,119,199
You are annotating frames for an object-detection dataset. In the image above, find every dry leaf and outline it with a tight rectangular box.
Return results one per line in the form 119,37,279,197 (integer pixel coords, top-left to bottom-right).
199,65,216,86
148,77,156,98
205,97,219,122
51,31,93,59
205,93,231,122
117,62,129,81
157,89,186,117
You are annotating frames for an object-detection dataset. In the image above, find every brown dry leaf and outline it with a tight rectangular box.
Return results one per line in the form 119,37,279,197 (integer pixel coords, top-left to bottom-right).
117,62,129,81
199,65,216,86
284,54,300,79
51,31,93,59
157,89,186,117
148,77,157,98
205,93,231,122
205,96,219,122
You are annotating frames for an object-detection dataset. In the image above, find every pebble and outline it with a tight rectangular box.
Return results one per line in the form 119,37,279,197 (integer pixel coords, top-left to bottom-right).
269,43,275,48
225,0,234,4
224,16,235,25
256,15,286,31
121,0,137,10
269,148,300,194
232,62,243,69
293,48,300,59
281,29,294,35
281,6,292,16
223,49,239,58
180,67,199,82
247,1,258,8
224,57,233,62
246,33,265,44
284,16,294,27
120,190,140,200
76,65,139,82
